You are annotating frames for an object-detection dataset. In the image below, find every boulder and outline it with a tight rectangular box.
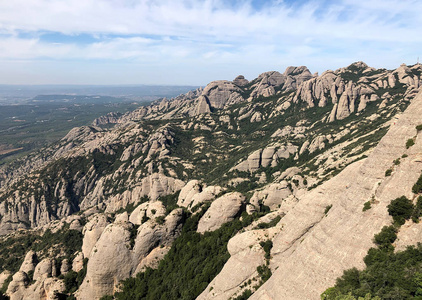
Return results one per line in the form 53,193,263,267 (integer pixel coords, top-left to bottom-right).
233,75,249,87
19,250,37,274
197,192,246,233
82,214,109,258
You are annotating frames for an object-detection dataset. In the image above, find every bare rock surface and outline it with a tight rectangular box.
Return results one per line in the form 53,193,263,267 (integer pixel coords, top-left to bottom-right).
7,258,65,300
77,208,183,299
19,250,37,274
233,75,249,86
129,201,166,225
232,143,297,173
249,90,422,299
197,192,246,233
177,180,223,209
201,80,243,109
82,214,110,258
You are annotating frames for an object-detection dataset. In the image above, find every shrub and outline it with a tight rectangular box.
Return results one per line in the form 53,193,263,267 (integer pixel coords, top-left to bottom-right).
412,196,422,223
324,205,333,215
362,201,371,212
233,289,252,300
256,215,281,229
257,264,272,282
323,243,422,299
63,258,88,295
112,208,255,300
387,196,414,225
260,240,273,260
416,124,422,131
393,158,400,165
406,138,415,149
155,216,165,225
373,225,397,248
385,169,392,177
402,154,408,158
413,173,422,194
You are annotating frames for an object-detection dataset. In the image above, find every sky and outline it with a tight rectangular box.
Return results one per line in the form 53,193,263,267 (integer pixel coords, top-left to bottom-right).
0,0,421,85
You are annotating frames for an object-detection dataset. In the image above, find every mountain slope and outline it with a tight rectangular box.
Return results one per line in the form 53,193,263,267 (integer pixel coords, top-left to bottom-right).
250,89,422,299
0,62,421,300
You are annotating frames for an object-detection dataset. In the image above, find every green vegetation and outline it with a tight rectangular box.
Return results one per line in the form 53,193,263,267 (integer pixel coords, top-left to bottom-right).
362,201,371,212
413,196,422,223
232,289,253,300
256,264,272,283
413,173,422,194
322,192,422,299
325,205,333,215
0,102,140,165
155,216,165,225
108,207,258,300
61,258,88,295
158,191,180,215
322,242,422,299
0,275,12,295
385,168,392,177
406,138,415,149
416,124,422,132
0,227,83,274
373,225,397,249
255,215,282,229
260,240,273,260
387,196,414,225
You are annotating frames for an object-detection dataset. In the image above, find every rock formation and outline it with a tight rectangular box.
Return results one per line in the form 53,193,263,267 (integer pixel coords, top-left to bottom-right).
1,62,422,300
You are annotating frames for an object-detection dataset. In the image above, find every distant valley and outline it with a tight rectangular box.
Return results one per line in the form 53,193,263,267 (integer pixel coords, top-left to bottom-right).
0,85,197,165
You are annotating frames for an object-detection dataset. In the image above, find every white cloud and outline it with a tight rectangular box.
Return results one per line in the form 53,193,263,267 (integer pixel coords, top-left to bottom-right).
0,0,421,84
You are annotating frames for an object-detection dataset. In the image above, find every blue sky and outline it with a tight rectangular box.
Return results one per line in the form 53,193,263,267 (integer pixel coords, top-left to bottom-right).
0,0,421,85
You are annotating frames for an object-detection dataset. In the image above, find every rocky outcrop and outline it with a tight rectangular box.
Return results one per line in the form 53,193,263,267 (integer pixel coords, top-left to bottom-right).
194,95,212,115
82,214,110,259
201,80,244,109
96,173,185,212
7,258,65,300
198,89,422,300
197,192,246,233
129,201,166,225
1,62,422,300
299,134,334,154
233,75,249,87
177,180,224,209
198,227,278,300
92,112,121,126
77,209,183,299
248,90,422,299
232,143,298,173
19,251,37,274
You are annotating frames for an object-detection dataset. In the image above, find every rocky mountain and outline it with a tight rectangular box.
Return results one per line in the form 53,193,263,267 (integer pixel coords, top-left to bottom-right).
0,62,422,300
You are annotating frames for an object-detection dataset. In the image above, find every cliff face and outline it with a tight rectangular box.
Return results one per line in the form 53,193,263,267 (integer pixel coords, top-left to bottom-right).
0,62,422,300
197,89,422,300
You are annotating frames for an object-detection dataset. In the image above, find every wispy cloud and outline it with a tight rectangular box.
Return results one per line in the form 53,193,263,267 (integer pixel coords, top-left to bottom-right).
0,0,421,84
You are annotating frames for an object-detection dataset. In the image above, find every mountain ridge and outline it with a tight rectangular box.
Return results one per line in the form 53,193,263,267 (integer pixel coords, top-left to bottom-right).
0,61,421,299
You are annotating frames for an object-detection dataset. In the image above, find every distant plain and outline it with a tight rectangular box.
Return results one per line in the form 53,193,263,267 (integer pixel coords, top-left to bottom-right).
0,85,197,164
